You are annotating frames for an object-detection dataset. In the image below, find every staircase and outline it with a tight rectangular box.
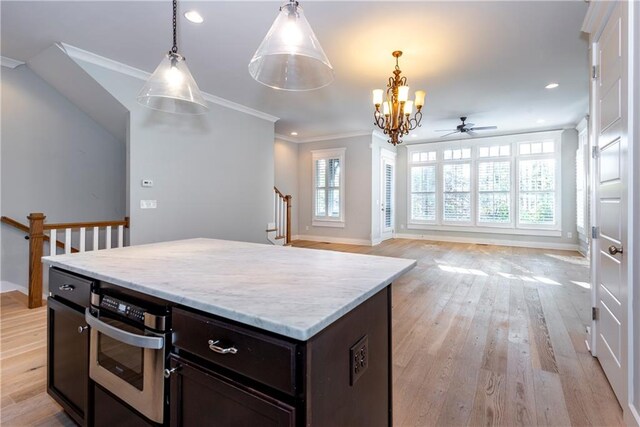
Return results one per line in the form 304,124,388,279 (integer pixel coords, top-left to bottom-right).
267,187,292,246
1,213,129,308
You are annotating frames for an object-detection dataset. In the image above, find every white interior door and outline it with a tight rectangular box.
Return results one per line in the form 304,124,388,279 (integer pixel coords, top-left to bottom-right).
592,1,628,406
380,153,395,240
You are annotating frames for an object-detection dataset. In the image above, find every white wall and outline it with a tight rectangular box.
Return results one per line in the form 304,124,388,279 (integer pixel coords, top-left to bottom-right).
75,61,275,245
0,65,125,290
394,129,580,250
274,139,299,237
297,135,372,244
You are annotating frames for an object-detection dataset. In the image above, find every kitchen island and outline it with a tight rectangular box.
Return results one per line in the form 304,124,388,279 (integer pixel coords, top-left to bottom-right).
42,238,416,427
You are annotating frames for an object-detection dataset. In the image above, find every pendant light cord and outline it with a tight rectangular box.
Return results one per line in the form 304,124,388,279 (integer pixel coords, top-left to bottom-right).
171,0,178,53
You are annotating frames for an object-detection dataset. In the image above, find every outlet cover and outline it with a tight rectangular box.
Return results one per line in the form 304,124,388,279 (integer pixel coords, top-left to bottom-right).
350,335,368,386
141,179,154,187
140,200,157,209
567,232,573,239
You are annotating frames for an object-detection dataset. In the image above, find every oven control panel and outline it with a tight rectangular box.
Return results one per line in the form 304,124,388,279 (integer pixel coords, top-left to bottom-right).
100,295,145,323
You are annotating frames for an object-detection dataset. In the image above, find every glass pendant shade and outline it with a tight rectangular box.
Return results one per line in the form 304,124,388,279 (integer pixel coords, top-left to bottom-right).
249,2,334,91
137,52,209,114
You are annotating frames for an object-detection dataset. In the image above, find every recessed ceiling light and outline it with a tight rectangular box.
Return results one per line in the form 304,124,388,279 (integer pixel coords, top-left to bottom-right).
545,83,559,89
184,10,204,24
290,132,298,136
537,119,546,124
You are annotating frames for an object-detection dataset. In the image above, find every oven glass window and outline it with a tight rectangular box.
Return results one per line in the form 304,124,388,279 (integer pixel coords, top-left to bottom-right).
97,318,144,391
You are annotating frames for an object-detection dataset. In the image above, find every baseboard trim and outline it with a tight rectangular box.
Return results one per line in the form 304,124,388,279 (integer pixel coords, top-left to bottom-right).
393,232,580,251
0,280,27,295
293,235,372,246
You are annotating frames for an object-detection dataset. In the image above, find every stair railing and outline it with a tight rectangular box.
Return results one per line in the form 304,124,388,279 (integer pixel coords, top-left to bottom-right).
273,187,292,245
1,213,129,308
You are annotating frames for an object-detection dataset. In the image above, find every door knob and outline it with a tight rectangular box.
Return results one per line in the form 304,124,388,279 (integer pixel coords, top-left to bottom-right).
608,245,623,255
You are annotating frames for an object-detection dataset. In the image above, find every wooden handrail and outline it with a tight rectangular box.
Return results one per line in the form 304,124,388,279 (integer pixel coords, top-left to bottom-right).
44,217,129,230
1,216,29,233
274,186,286,199
1,215,77,253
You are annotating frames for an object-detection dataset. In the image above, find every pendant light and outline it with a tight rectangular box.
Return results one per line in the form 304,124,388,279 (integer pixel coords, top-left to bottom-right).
137,0,208,114
249,0,333,91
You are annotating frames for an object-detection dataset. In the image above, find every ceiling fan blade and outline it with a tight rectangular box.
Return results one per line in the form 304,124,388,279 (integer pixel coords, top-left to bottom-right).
469,126,498,131
466,130,478,137
464,123,475,128
434,129,458,132
440,131,460,138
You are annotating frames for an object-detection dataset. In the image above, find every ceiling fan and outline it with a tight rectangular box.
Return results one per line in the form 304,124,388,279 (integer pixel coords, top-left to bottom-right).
435,117,497,137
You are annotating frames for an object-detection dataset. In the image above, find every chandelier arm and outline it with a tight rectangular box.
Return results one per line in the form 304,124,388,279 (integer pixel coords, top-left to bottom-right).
374,111,386,129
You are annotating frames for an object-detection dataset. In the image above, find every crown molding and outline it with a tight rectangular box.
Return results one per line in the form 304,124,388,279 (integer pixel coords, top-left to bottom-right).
277,130,373,144
275,133,298,143
1,56,25,69
58,43,279,123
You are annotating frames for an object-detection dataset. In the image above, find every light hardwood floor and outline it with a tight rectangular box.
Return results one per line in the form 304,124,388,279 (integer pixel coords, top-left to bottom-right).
0,239,624,426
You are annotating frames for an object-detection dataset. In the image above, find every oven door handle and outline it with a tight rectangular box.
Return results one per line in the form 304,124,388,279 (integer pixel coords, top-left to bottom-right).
85,308,164,350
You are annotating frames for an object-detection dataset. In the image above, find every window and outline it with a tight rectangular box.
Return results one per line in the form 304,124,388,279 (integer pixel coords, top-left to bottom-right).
478,160,511,223
479,145,510,158
518,158,556,225
442,163,471,222
407,132,561,233
312,148,345,226
410,165,436,221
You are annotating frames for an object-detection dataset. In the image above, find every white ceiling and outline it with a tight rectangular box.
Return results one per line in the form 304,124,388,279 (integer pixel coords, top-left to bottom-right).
1,1,589,142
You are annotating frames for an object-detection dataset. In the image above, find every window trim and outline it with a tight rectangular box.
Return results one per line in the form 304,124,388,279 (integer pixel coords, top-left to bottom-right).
406,130,562,233
311,147,346,227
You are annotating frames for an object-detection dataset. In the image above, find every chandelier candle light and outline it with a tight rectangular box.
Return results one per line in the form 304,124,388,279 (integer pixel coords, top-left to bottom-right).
137,0,208,114
373,51,425,146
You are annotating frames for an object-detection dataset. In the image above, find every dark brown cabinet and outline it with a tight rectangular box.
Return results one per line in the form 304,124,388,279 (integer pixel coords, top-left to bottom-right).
169,356,295,427
169,287,391,427
47,297,90,426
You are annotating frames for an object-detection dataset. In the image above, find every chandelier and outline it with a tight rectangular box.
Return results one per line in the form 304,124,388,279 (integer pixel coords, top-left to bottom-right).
372,51,425,145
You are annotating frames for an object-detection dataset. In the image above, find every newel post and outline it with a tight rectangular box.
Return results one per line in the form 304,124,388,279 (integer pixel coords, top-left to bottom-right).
285,195,292,245
27,212,45,308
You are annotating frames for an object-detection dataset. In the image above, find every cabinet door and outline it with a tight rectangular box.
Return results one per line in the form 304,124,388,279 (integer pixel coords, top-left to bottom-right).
48,297,89,425
169,356,295,427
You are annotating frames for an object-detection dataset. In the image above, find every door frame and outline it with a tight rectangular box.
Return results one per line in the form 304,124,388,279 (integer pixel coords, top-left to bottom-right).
380,149,396,241
583,2,639,424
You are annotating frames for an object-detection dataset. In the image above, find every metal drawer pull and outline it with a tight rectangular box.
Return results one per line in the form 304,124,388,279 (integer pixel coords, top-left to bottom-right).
59,284,75,291
208,340,238,355
164,365,181,378
78,325,88,334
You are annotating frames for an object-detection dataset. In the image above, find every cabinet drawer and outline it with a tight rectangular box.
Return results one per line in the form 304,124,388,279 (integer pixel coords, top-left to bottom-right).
170,356,295,427
172,308,297,395
49,268,93,308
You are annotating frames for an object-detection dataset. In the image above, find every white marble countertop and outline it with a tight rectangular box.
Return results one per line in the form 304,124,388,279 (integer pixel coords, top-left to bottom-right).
42,238,416,340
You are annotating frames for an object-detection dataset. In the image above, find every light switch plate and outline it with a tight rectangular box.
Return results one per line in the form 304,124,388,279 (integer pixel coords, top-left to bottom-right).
141,179,154,187
140,200,157,209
